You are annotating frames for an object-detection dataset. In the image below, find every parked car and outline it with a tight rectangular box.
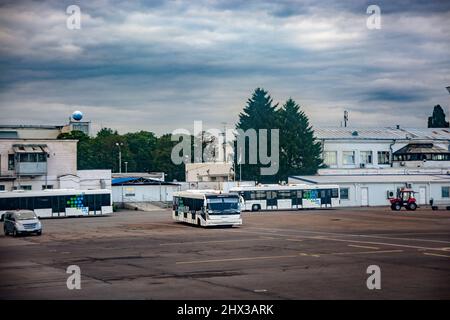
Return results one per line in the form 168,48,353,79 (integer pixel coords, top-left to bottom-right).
1,210,42,236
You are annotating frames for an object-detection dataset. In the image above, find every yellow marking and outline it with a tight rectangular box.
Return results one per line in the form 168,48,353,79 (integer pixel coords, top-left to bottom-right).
423,252,450,258
348,244,379,250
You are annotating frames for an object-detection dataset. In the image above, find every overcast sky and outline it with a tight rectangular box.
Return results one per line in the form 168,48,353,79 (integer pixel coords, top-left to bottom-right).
0,0,449,135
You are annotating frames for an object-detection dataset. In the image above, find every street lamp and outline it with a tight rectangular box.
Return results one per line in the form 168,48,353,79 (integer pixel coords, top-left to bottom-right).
115,142,123,173
124,161,128,173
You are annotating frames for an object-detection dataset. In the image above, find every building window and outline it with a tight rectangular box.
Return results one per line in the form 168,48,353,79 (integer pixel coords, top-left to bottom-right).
340,188,349,200
442,187,450,198
0,185,5,191
323,151,337,166
13,185,32,191
360,151,373,164
342,151,355,165
42,185,53,190
8,154,15,170
378,151,390,165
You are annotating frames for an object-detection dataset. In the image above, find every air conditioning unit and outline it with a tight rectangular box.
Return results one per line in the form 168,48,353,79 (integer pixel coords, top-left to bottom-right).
387,190,395,199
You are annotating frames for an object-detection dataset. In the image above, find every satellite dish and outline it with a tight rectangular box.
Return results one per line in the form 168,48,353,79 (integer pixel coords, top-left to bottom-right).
72,110,83,121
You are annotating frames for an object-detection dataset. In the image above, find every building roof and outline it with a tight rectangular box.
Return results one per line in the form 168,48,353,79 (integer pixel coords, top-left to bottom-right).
112,177,179,186
290,174,450,184
393,143,450,155
314,127,450,141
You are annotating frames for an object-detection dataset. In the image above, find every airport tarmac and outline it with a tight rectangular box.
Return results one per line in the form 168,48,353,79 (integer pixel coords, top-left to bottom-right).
1,207,450,299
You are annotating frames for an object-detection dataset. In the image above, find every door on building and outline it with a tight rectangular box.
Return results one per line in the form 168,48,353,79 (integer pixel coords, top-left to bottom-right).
361,187,369,206
419,186,426,205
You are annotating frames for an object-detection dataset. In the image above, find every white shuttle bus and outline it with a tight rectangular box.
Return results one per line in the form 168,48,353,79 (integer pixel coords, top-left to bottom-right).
230,184,340,211
172,190,242,227
0,189,112,220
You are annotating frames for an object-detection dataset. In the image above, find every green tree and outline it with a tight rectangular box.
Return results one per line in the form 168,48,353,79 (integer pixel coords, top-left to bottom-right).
123,131,157,172
235,88,279,183
151,134,185,181
278,98,322,180
428,105,449,128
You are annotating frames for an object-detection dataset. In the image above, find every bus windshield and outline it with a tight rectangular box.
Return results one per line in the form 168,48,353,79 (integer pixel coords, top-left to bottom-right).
207,197,239,215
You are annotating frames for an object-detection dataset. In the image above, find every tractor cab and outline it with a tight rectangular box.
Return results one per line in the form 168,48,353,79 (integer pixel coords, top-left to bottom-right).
389,188,417,211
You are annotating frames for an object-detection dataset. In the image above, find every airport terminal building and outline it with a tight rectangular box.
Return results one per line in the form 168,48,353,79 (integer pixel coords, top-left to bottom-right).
290,127,450,207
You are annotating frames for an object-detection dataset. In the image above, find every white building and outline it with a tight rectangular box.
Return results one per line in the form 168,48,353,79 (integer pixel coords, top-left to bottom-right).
289,127,450,207
185,162,234,182
0,126,110,191
112,176,180,204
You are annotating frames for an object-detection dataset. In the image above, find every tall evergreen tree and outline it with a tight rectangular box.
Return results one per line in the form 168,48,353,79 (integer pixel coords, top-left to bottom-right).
428,104,449,128
278,98,322,180
235,88,279,182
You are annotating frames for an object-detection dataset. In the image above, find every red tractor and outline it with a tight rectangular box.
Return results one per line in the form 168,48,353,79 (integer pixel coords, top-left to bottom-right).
389,188,417,211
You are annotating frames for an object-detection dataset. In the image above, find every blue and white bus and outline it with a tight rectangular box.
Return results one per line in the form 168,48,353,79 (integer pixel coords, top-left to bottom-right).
230,184,340,211
173,190,242,227
0,189,112,220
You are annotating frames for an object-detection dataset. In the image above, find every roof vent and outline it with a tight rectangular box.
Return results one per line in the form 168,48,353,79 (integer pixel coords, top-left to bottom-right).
351,131,358,136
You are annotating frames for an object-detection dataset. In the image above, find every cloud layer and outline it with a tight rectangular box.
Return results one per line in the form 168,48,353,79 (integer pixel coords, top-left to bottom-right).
0,0,449,134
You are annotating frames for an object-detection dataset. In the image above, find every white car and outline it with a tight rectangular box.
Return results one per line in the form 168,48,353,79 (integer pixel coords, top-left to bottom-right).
2,210,42,237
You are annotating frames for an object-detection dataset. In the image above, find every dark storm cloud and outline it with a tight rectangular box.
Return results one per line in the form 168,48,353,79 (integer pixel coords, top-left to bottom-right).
0,0,449,133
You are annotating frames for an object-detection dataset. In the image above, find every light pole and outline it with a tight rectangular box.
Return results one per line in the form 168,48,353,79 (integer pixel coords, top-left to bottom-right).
115,142,123,173
124,161,128,173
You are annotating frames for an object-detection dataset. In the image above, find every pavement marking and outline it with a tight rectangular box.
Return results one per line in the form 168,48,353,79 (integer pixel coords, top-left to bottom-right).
348,244,379,250
286,239,303,242
312,236,448,252
246,227,450,245
176,254,300,265
332,249,403,256
423,252,450,258
160,237,275,246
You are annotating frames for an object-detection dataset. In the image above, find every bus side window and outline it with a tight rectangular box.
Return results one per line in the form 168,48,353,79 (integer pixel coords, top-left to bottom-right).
332,189,339,198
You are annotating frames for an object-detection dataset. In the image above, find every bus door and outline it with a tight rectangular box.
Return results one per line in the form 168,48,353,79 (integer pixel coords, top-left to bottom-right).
292,190,302,209
266,191,277,209
320,189,332,207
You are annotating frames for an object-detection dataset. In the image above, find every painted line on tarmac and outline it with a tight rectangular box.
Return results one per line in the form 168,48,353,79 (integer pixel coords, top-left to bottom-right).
347,244,379,250
160,237,276,246
176,254,300,265
332,249,403,256
246,227,450,245
423,252,450,258
312,236,449,252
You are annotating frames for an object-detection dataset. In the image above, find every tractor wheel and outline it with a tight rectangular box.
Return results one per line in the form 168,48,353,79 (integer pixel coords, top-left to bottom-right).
392,203,402,211
407,202,417,211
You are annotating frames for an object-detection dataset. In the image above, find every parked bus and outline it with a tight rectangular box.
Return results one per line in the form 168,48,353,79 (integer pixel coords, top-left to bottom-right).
172,190,242,227
230,184,340,211
0,189,112,220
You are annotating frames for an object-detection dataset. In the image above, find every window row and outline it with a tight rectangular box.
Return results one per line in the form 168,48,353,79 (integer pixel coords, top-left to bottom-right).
323,151,390,166
0,194,111,212
240,189,339,201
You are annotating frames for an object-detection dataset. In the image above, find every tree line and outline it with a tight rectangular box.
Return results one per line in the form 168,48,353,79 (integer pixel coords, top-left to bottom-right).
58,88,323,182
